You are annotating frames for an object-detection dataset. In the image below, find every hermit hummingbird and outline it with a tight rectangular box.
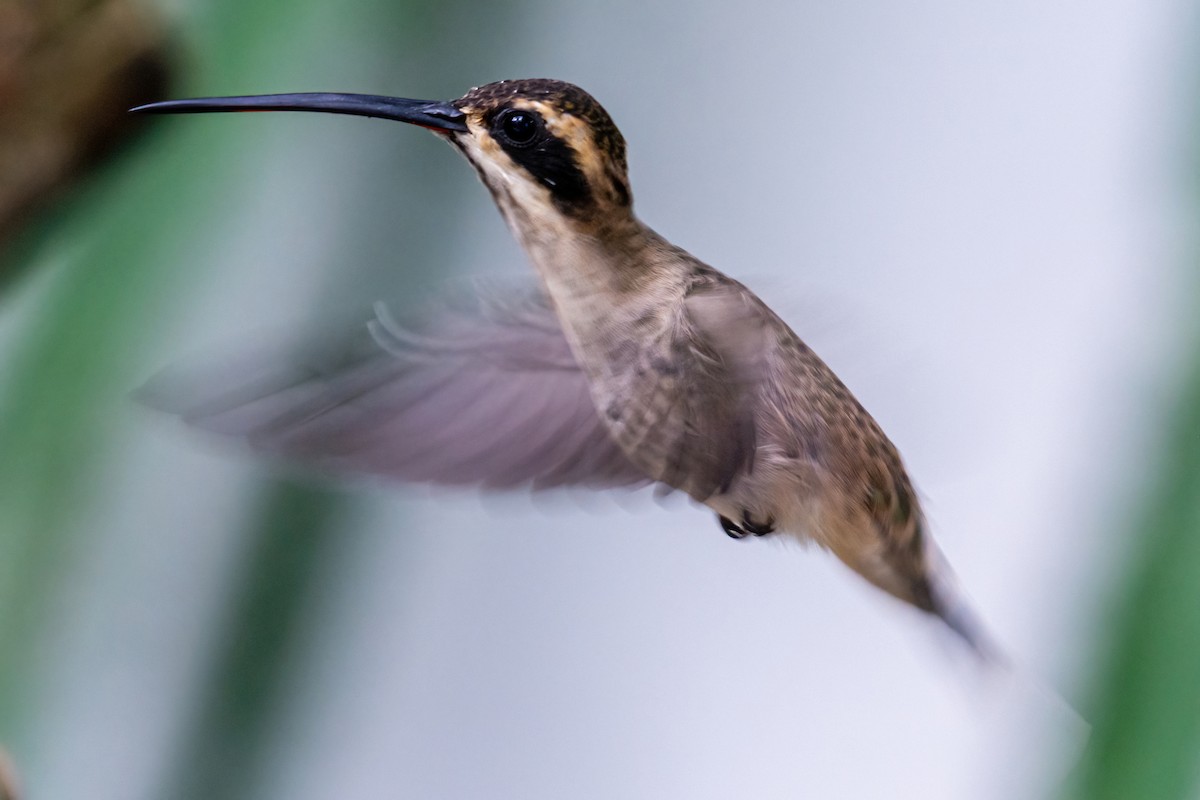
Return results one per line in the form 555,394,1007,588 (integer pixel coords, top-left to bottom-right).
134,79,995,658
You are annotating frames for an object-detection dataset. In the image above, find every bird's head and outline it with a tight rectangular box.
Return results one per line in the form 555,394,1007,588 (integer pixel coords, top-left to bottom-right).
452,79,632,230
133,78,634,233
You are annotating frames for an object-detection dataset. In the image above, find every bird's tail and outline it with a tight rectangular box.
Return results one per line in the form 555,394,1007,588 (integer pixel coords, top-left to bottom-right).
920,543,1007,669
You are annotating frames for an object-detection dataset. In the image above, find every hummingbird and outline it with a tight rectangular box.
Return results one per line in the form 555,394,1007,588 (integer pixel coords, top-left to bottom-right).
133,79,994,657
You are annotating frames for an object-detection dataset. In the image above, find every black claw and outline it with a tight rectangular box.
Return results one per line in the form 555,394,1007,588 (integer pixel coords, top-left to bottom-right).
719,515,747,539
742,510,776,536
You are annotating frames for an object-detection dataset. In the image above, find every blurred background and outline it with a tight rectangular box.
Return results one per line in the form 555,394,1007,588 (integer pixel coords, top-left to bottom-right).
0,1,1197,798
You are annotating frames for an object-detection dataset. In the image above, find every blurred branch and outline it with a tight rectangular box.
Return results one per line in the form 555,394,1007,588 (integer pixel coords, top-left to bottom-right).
0,746,17,800
0,0,171,259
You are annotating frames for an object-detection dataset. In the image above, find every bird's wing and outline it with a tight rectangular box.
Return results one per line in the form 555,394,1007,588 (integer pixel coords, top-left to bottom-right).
142,288,652,490
645,277,772,501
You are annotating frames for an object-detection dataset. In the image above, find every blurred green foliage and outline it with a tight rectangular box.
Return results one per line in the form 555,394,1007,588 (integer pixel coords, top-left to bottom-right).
1063,339,1200,800
0,0,520,795
1060,47,1200,793
159,484,345,800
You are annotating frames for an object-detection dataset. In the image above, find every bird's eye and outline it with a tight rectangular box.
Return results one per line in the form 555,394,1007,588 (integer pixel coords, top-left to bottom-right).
497,109,539,145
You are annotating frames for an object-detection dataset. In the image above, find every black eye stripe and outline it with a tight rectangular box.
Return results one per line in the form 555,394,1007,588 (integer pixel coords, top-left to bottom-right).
489,106,591,213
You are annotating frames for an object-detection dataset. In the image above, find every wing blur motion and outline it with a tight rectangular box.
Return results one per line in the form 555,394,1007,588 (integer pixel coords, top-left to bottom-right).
141,287,652,491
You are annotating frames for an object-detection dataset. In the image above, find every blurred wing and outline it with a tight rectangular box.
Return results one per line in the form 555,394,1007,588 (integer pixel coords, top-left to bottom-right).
647,276,772,500
142,288,651,490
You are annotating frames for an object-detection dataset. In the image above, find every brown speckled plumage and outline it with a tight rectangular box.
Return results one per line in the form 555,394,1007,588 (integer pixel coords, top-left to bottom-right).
141,78,993,657
449,80,988,650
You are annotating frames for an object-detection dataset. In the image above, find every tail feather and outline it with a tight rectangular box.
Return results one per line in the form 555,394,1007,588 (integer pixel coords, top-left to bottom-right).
916,542,1007,668
925,575,1006,668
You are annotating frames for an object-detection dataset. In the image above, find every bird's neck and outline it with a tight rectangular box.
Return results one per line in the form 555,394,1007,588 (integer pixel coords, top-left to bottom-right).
507,210,690,325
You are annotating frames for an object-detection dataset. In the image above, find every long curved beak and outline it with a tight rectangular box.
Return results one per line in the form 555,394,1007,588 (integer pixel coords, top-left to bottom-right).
130,92,469,133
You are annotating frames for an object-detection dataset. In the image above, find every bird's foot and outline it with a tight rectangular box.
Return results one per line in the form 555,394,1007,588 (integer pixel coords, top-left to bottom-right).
742,510,775,536
719,512,775,539
719,515,747,539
